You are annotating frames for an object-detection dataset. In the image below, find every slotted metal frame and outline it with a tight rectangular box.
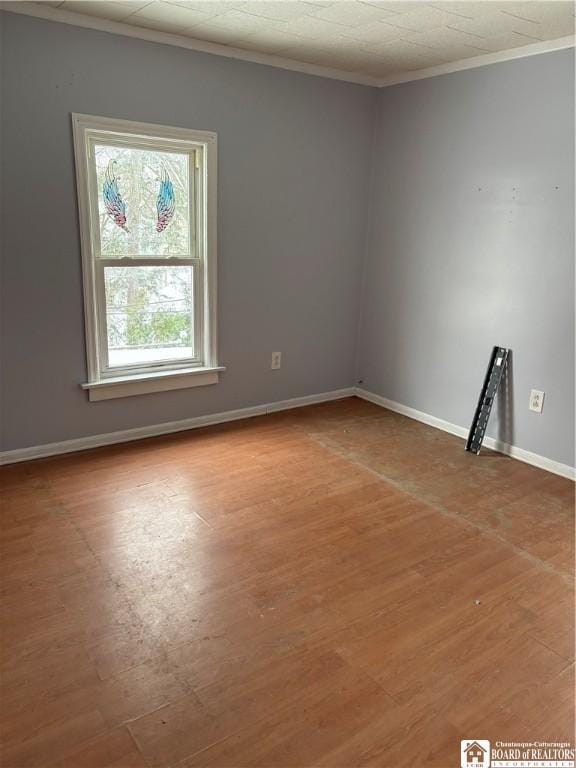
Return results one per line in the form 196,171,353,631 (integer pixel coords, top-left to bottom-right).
465,346,510,455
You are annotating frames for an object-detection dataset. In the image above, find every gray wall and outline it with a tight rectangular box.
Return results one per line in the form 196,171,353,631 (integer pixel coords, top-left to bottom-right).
358,48,575,467
1,12,574,468
0,11,375,450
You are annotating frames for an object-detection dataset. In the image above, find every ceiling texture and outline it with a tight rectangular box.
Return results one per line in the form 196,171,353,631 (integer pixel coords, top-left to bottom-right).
23,0,576,83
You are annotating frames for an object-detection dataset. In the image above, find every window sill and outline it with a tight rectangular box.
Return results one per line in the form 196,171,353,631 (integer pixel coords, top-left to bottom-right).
82,366,225,401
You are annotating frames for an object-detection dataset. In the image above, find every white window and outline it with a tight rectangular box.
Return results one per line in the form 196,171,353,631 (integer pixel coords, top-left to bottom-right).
72,114,221,401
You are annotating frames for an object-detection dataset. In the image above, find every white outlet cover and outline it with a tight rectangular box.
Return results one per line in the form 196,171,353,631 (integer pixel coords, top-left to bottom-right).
529,389,545,413
271,352,281,370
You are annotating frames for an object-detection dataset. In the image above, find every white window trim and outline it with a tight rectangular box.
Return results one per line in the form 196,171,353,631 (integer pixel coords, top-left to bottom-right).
72,113,222,400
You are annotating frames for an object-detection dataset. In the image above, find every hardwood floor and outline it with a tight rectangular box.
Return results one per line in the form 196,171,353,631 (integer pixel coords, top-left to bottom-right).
1,397,574,767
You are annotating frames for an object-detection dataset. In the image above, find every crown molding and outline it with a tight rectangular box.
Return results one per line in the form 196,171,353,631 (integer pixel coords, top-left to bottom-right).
0,2,379,87
1,2,574,89
377,34,575,88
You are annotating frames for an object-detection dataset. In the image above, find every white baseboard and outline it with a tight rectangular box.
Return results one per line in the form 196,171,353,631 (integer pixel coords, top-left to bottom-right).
355,388,576,482
0,388,354,466
4,386,573,481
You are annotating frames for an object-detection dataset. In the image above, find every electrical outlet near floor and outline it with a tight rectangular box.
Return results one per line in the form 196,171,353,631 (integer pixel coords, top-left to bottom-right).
271,351,282,370
529,389,545,413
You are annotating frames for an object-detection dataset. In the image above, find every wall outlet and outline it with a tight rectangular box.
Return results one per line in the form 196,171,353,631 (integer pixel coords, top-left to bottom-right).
529,389,545,413
271,351,281,370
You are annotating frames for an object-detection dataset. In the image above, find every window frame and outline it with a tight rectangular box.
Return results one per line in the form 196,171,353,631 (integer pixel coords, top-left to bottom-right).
72,114,220,400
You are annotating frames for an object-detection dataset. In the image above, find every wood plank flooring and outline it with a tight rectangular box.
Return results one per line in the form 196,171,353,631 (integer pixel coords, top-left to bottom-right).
1,397,574,767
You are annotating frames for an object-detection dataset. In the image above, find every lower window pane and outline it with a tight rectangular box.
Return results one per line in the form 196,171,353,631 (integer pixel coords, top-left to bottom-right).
104,266,193,368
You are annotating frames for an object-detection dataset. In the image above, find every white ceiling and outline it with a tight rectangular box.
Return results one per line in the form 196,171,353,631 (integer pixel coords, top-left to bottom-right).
27,0,576,82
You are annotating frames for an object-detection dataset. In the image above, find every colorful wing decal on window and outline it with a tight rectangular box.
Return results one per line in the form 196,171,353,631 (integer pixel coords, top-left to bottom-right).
102,160,128,232
156,167,176,233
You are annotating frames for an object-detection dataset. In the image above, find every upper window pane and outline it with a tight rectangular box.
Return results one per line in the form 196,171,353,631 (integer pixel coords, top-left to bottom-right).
94,144,190,257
